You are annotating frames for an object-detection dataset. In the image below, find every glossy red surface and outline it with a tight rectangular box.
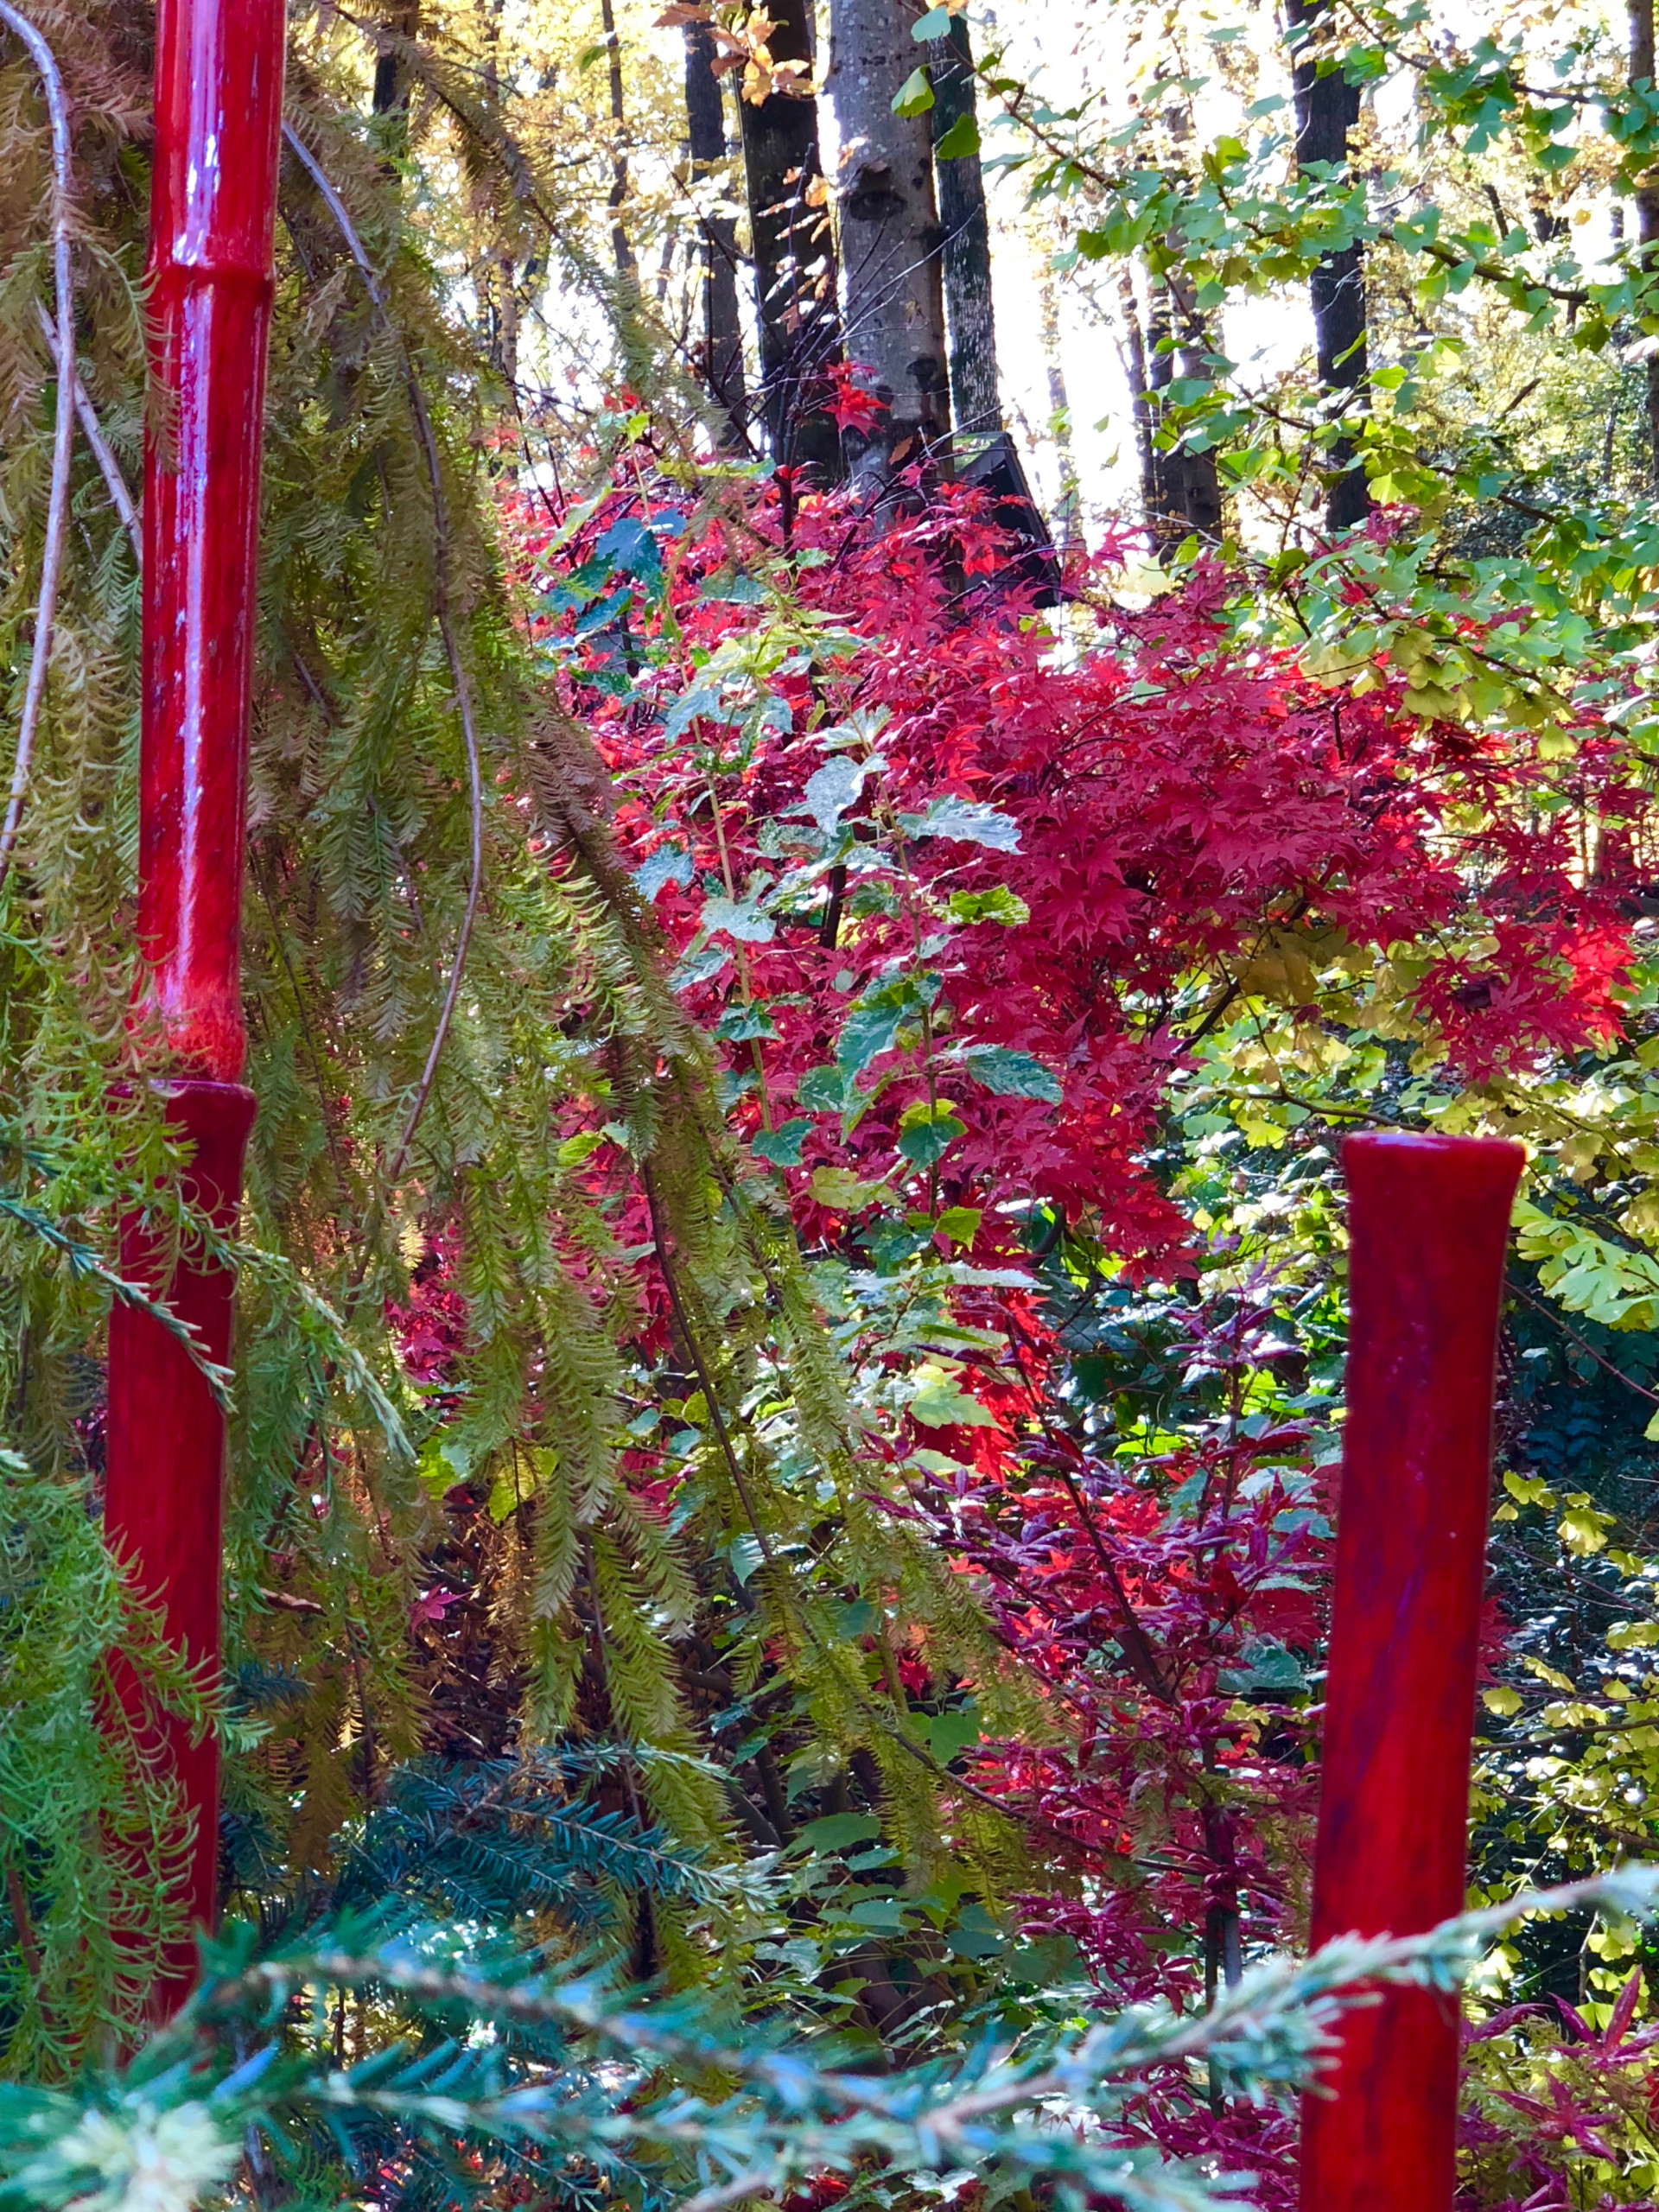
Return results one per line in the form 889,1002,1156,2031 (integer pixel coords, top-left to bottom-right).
1298,1133,1524,2212
138,0,285,1084
105,1079,255,2014
102,0,283,2014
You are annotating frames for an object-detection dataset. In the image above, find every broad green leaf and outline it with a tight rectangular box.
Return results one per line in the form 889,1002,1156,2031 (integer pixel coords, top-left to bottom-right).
800,754,869,834
797,1812,882,1851
960,1046,1064,1102
934,111,981,159
753,1117,811,1166
701,893,776,944
947,884,1028,925
634,843,693,900
893,66,935,115
897,1115,964,1166
899,795,1021,849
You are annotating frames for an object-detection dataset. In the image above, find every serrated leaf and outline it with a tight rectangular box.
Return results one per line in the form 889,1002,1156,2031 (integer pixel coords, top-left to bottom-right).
909,1376,1000,1428
801,755,869,834
897,1115,964,1166
946,884,1027,926
715,1001,779,1041
899,795,1021,849
634,842,694,899
960,1046,1063,1102
810,1165,887,1211
753,1117,811,1166
798,1063,853,1112
701,893,776,943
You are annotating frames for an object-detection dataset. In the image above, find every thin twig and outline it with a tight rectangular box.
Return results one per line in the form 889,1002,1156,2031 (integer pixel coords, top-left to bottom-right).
281,121,483,1186
34,297,141,565
1504,1272,1659,1410
0,0,76,892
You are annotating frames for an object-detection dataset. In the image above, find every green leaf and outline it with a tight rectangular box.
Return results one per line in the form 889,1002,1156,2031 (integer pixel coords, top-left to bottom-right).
800,755,870,834
910,1374,1000,1427
911,4,951,37
899,795,1021,849
845,1895,908,1930
810,1165,887,1211
926,1701,982,1763
634,842,693,899
893,66,935,115
701,893,776,944
897,1115,964,1166
797,1812,882,1851
946,884,1027,926
799,1063,854,1112
934,111,981,159
753,1117,811,1166
715,1001,779,1041
960,1046,1064,1102
935,1205,982,1248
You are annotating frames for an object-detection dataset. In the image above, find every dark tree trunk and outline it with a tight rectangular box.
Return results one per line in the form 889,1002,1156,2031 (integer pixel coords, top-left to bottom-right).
599,0,639,284
928,15,997,442
1165,270,1223,537
1140,270,1220,546
1287,0,1370,530
824,0,949,485
683,20,748,448
736,0,842,477
1630,0,1659,484
372,0,419,124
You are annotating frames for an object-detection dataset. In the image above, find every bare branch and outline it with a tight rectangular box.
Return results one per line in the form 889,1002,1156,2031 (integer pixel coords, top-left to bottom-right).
0,0,77,893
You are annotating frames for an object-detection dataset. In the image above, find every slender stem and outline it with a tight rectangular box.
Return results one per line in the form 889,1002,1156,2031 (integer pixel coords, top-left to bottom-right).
33,300,142,565
0,0,76,892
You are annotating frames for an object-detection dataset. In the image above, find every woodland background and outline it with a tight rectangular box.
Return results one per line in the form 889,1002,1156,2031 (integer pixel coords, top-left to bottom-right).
1,0,1659,2204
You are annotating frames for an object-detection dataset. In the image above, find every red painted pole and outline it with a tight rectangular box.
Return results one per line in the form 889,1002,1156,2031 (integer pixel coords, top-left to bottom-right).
103,0,283,2015
1299,1133,1523,2212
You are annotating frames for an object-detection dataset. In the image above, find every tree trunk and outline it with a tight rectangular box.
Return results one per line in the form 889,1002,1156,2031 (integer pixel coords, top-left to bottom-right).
372,0,419,129
928,15,997,442
683,19,748,447
1040,275,1079,550
736,0,842,477
1119,268,1160,536
599,0,639,285
1140,270,1220,547
1630,0,1659,484
1165,270,1223,537
824,0,949,483
1287,0,1370,530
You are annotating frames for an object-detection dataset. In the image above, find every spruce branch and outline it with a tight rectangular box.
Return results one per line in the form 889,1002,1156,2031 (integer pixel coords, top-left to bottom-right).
10,1869,1643,2212
0,1191,234,1409
0,0,76,893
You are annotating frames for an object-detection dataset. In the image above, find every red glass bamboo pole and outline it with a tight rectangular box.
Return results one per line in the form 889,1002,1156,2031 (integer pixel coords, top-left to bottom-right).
1299,1132,1523,2212
102,0,284,2016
